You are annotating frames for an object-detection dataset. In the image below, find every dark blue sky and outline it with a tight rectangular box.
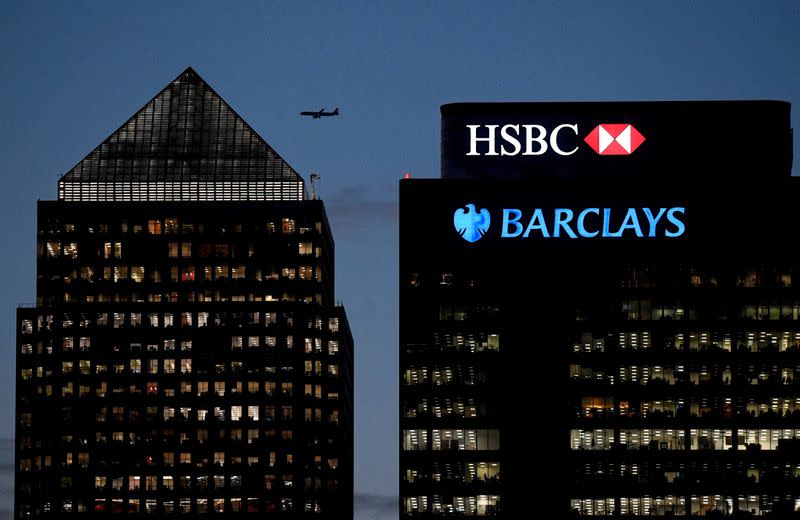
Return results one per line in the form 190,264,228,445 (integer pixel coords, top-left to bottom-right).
1,2,798,517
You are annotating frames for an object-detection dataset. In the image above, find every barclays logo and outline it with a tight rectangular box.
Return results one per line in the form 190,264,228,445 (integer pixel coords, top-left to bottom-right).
454,204,491,243
454,204,687,242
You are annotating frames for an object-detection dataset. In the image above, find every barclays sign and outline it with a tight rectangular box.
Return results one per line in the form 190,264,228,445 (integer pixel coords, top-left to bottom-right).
454,204,685,242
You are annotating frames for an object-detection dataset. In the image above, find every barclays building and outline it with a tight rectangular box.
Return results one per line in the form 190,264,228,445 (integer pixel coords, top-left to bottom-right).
399,101,800,517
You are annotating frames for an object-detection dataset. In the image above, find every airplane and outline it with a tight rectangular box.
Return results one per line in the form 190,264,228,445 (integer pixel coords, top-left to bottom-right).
300,107,339,119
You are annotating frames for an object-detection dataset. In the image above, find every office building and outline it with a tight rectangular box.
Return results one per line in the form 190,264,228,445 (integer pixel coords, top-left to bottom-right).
400,101,800,517
16,67,353,518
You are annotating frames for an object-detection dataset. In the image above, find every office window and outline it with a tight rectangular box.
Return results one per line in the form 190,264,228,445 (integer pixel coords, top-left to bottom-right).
46,241,61,257
281,219,295,234
403,430,428,450
164,218,179,234
131,266,145,282
181,266,195,282
147,220,162,234
247,406,259,421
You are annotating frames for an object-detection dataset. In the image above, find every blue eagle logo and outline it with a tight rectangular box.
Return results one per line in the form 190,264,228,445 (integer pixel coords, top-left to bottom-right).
453,204,491,243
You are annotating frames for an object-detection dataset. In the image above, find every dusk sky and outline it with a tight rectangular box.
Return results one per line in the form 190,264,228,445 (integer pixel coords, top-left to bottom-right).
1,2,799,518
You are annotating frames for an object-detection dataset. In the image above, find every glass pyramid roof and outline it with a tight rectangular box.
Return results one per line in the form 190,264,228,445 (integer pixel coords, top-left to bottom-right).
58,67,305,201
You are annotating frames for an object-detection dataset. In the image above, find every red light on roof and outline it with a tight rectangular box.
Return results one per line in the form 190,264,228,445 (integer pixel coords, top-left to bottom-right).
403,172,411,179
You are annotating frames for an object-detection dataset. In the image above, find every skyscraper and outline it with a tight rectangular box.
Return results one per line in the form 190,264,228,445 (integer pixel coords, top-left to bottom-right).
400,101,800,517
15,68,353,518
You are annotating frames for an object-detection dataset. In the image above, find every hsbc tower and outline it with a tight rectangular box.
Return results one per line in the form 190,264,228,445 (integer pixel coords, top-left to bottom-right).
400,101,800,517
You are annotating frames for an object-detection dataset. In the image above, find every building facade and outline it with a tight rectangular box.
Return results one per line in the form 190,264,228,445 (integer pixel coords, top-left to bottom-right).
16,68,353,518
400,101,800,517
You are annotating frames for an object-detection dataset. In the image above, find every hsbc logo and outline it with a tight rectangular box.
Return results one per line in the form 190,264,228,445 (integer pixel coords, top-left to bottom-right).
584,124,645,155
465,123,645,157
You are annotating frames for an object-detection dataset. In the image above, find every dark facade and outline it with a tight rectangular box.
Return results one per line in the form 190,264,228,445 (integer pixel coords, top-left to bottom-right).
16,69,353,518
400,101,800,517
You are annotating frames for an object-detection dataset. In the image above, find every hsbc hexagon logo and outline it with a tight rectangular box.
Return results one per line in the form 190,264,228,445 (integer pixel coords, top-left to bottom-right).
584,124,646,155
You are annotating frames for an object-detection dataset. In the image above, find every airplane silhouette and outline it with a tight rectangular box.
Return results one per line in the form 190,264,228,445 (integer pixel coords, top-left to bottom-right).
300,107,339,119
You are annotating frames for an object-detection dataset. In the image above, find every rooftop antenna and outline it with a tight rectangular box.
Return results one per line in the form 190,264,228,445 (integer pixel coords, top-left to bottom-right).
310,174,320,200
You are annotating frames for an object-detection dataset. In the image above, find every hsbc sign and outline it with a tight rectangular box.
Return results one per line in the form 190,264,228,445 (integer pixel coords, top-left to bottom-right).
465,123,645,157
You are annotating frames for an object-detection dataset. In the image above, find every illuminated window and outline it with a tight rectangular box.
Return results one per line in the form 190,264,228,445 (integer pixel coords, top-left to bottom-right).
131,266,145,283
247,406,259,421
328,341,339,355
80,266,94,281
281,218,295,234
164,218,179,234
180,312,192,327
113,266,128,281
181,267,195,282
64,243,78,259
147,220,162,234
403,430,428,450
214,452,225,466
215,382,225,396
46,241,61,257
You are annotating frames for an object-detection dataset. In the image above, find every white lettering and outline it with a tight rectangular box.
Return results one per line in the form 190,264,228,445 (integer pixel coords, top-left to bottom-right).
550,124,579,156
466,125,499,156
522,125,548,156
500,125,521,156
